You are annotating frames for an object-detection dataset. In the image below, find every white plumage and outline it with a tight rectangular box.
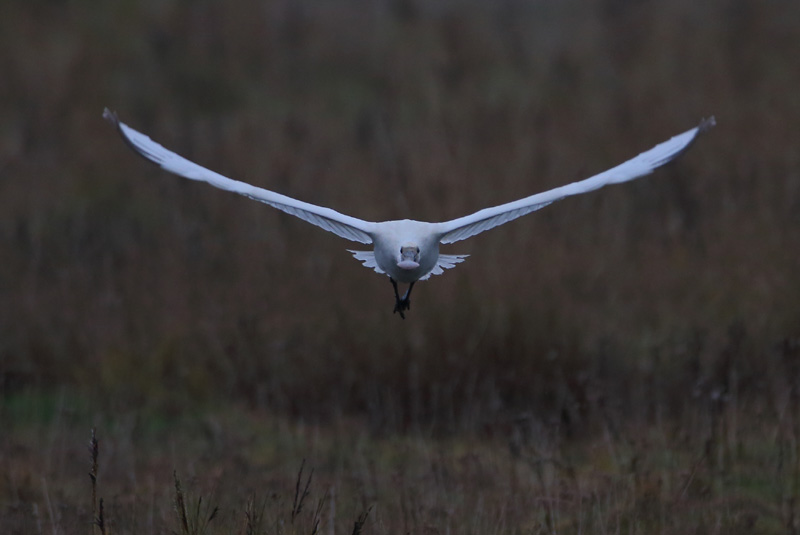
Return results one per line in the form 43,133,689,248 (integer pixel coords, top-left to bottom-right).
104,109,714,318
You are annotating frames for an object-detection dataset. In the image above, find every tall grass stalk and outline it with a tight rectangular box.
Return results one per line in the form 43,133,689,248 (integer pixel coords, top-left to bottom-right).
173,471,218,535
292,459,313,524
88,428,99,535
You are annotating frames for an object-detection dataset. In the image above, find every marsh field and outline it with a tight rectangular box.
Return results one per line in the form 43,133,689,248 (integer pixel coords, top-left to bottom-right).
2,0,800,533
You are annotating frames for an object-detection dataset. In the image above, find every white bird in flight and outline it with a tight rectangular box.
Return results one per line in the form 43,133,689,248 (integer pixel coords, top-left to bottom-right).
104,109,714,318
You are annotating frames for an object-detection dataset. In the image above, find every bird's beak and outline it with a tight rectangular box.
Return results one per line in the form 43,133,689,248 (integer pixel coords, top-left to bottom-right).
397,260,420,270
397,246,420,270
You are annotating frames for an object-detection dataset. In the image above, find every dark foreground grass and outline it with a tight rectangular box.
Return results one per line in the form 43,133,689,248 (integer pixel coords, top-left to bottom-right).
2,336,800,535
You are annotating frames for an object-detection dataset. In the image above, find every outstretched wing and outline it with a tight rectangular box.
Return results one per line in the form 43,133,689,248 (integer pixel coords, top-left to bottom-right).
437,117,715,244
104,108,375,244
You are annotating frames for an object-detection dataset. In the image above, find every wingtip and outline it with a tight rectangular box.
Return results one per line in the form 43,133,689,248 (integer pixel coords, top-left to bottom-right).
103,108,151,162
102,107,119,127
698,116,716,134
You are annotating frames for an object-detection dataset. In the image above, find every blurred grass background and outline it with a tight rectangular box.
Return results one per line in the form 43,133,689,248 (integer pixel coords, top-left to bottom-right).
2,0,798,425
1,0,800,531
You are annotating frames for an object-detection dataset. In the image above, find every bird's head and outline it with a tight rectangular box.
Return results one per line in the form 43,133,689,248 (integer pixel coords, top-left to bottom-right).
397,244,420,270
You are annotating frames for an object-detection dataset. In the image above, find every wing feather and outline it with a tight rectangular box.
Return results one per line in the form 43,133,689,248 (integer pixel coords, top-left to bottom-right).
104,109,375,244
438,118,715,244
348,250,385,275
419,254,469,280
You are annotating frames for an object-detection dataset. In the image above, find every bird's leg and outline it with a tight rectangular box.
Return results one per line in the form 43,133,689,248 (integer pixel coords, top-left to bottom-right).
390,278,409,319
391,280,415,319
401,282,415,310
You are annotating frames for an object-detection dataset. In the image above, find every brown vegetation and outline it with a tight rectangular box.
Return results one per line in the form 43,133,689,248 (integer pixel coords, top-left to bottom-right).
1,0,799,532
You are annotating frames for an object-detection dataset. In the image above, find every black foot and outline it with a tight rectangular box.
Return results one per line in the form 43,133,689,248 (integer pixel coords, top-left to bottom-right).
393,297,411,319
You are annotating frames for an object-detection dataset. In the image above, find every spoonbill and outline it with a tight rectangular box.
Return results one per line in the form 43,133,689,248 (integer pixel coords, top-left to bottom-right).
104,109,714,318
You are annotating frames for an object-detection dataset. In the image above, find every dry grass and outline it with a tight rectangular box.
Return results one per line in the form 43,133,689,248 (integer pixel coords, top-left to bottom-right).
1,0,799,532
3,370,800,534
